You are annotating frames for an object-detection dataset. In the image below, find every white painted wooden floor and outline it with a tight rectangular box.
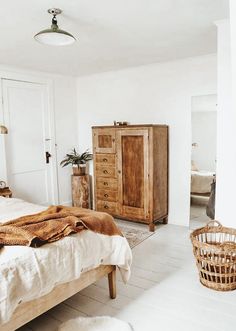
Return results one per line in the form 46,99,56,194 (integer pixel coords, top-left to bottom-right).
18,223,236,331
190,198,210,230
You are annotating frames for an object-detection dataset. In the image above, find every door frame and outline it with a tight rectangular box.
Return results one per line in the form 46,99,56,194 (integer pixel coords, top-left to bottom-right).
0,70,59,204
189,94,217,227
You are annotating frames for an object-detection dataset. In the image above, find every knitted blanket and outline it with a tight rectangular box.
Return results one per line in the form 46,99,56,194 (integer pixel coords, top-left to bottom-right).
0,205,122,249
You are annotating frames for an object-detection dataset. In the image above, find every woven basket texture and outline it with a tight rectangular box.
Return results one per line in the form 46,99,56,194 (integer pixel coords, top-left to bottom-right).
190,220,236,291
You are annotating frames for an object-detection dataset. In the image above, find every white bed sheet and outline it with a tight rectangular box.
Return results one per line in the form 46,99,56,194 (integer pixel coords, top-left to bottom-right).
0,197,132,324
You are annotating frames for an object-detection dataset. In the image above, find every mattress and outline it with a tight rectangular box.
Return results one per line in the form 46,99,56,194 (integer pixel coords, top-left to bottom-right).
191,170,215,194
0,197,132,324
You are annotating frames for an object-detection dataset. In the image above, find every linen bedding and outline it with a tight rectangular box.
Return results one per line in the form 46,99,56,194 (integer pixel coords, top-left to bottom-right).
0,197,132,324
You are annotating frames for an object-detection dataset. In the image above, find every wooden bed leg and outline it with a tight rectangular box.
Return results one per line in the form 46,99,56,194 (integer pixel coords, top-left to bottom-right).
108,267,116,299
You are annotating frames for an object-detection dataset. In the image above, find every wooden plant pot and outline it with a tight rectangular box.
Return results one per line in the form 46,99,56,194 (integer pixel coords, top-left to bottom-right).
72,174,90,209
72,165,86,176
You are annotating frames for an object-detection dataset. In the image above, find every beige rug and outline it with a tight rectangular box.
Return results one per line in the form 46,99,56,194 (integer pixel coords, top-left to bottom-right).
115,219,154,248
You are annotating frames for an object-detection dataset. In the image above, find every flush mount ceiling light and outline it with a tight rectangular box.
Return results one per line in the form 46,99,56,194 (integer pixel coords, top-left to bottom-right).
34,8,76,46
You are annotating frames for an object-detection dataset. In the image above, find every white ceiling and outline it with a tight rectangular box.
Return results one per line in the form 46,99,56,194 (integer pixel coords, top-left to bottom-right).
0,0,229,76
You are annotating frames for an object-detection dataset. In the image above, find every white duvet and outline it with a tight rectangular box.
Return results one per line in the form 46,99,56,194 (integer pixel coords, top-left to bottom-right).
0,197,132,325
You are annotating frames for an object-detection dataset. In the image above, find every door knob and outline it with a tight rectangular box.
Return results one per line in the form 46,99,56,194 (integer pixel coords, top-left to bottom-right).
45,151,52,164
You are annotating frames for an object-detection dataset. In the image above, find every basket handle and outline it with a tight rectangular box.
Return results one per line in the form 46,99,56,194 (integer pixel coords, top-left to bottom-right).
206,220,222,229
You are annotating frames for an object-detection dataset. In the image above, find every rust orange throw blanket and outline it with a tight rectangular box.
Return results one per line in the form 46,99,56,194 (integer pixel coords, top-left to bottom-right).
0,205,122,249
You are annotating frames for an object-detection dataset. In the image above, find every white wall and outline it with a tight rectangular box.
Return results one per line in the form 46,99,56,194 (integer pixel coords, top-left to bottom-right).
215,13,236,227
192,94,217,112
191,94,217,172
0,66,77,205
77,54,217,226
215,19,234,226
191,112,217,172
53,76,77,205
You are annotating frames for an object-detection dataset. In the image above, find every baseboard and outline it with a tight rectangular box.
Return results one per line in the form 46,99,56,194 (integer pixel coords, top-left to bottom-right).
60,200,72,206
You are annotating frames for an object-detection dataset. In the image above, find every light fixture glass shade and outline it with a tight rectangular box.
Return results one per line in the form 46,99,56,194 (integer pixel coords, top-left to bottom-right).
0,125,8,134
34,8,76,46
34,28,75,46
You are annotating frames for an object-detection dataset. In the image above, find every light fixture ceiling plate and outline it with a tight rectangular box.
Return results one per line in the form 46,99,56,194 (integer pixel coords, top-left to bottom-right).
48,8,62,16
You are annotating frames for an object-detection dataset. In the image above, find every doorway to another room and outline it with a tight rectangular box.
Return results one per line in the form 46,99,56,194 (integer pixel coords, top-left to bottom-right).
189,94,217,229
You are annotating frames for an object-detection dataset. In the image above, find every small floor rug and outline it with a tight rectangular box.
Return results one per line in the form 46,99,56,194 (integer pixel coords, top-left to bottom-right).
115,219,154,248
58,316,133,331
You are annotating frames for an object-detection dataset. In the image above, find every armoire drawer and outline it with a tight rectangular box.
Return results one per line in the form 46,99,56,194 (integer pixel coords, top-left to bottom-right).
96,200,117,214
96,178,118,190
95,154,116,165
96,189,118,202
95,165,116,178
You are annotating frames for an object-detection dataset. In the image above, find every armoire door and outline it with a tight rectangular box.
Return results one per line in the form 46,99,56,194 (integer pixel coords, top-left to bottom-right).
93,128,116,154
2,79,58,205
117,129,150,220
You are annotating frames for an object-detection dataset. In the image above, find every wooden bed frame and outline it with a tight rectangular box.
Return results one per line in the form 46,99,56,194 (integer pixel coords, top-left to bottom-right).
1,265,116,331
191,192,210,197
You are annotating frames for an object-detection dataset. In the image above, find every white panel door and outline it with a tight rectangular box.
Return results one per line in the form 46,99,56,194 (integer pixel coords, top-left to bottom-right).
2,79,57,205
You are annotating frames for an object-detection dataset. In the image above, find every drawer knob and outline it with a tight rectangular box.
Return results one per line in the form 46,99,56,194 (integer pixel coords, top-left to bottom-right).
103,170,108,174
104,205,109,209
103,182,108,186
104,193,108,198
103,158,108,162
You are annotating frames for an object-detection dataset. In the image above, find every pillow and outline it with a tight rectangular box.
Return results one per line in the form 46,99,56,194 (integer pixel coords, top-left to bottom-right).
191,160,199,171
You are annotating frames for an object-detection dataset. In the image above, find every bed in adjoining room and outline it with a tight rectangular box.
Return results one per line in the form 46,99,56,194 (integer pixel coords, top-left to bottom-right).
191,170,215,197
0,197,132,331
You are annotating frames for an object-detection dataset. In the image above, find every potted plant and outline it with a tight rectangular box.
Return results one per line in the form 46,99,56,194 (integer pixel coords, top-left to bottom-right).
60,148,93,176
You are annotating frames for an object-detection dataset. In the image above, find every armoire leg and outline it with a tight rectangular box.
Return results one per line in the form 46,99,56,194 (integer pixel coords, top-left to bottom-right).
149,222,155,232
163,216,168,224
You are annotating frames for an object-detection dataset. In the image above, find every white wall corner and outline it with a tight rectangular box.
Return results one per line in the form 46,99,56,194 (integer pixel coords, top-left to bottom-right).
215,10,236,227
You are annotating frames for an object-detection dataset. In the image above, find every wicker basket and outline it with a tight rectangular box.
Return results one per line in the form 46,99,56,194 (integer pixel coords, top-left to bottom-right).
190,220,236,291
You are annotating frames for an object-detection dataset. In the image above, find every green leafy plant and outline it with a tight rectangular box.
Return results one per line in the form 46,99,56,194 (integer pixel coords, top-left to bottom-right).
60,148,93,168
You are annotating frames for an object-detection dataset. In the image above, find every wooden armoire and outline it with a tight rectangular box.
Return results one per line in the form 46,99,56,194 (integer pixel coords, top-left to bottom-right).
92,124,168,231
